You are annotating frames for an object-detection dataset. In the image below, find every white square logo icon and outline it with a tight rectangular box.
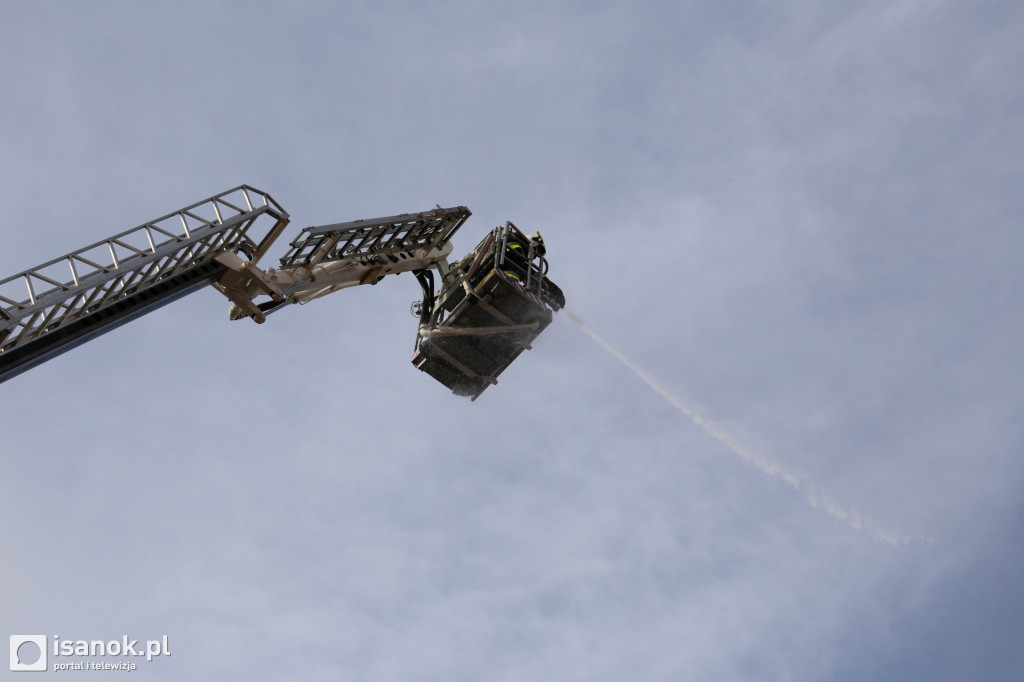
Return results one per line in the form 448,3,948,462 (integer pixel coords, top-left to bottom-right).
10,635,47,672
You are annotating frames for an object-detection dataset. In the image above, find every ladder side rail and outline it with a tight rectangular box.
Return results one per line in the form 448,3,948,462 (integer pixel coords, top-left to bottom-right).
326,214,455,262
0,213,252,351
1,193,288,354
303,205,469,237
0,185,282,296
0,187,285,309
2,209,253,328
279,207,471,270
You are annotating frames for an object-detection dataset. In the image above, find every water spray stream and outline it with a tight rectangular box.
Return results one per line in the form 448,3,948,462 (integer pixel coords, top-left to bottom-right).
564,309,922,547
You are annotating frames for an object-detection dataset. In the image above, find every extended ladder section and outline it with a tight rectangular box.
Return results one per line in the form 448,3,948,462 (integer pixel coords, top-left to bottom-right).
242,206,472,316
412,222,565,400
280,206,471,270
0,186,289,385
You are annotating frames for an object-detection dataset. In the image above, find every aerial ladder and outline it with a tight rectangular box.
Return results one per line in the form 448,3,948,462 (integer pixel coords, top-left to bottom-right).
0,185,564,399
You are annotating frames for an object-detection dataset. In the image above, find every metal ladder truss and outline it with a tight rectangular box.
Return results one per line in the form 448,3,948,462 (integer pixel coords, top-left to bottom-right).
279,206,471,271
0,185,289,385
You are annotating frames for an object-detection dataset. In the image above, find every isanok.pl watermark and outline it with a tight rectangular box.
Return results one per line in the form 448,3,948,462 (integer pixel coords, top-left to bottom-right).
11,635,171,672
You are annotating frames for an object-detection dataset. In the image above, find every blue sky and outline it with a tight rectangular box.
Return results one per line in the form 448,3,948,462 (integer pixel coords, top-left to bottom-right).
2,1,1023,680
